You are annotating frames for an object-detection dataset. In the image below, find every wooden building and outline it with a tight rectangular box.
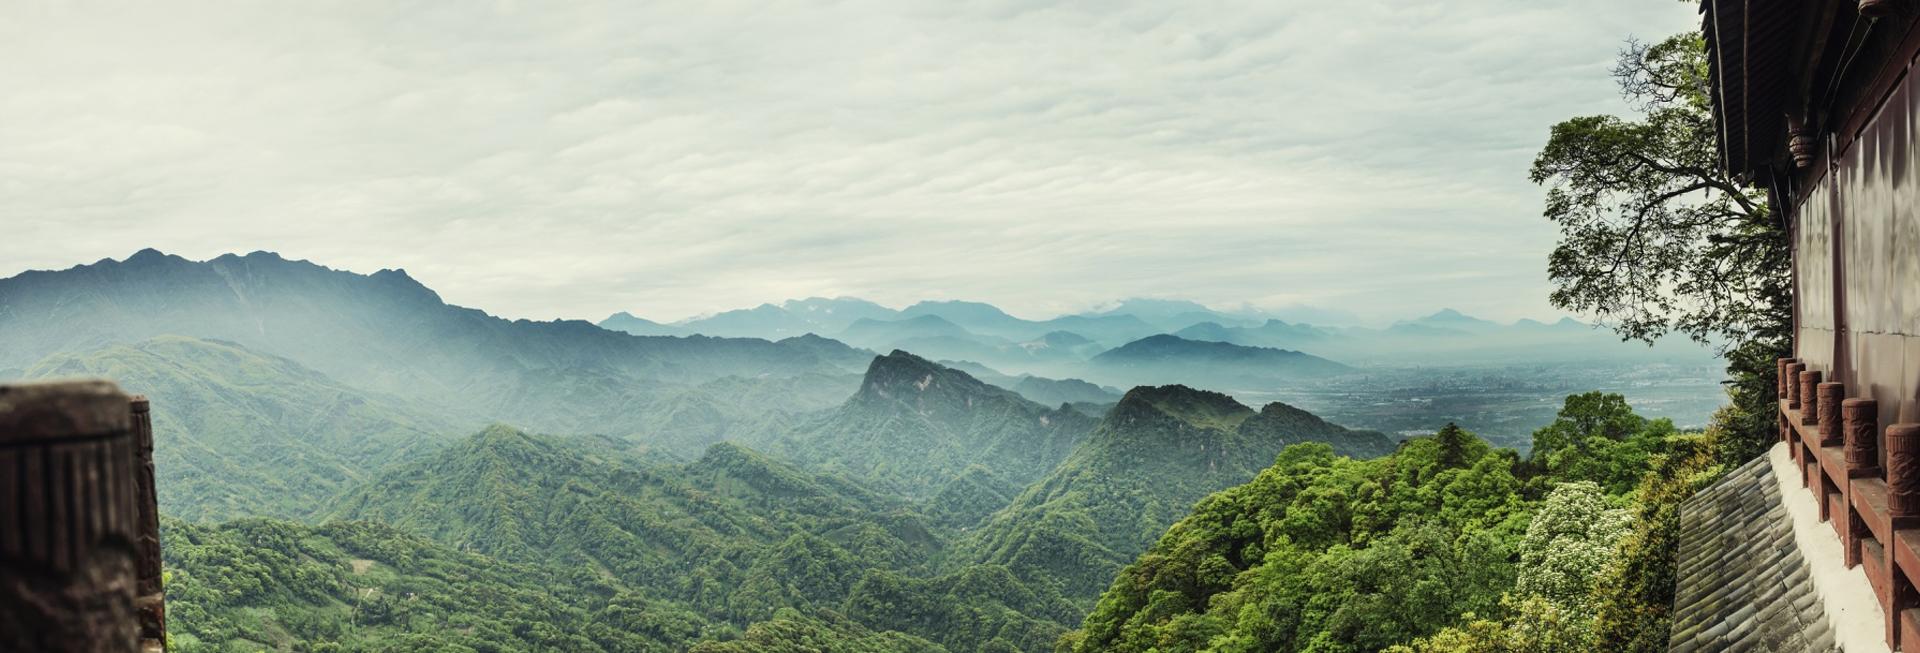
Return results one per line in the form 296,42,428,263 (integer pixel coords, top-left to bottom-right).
1704,0,1920,648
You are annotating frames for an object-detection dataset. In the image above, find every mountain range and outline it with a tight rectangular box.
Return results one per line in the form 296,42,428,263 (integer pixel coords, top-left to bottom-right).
601,294,1717,374
0,249,1708,651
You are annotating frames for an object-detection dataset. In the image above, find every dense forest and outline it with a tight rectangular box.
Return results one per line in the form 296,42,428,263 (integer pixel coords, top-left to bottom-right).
152,385,1727,652
18,297,1716,652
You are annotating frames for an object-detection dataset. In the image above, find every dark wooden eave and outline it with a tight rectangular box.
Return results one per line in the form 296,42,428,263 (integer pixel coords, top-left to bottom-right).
1705,0,1920,197
1702,0,1833,182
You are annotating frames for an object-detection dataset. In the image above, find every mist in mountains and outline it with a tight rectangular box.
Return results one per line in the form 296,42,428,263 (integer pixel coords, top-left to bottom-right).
0,249,1726,651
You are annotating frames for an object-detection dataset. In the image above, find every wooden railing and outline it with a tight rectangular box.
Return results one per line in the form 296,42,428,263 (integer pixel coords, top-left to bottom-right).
1778,356,1920,650
0,381,166,652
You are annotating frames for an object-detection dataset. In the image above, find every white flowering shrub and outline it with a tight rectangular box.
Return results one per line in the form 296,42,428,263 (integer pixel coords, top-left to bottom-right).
1515,481,1630,610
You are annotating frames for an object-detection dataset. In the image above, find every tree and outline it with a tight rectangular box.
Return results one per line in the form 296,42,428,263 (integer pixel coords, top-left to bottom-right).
1531,29,1790,465
1529,392,1674,495
1515,482,1629,610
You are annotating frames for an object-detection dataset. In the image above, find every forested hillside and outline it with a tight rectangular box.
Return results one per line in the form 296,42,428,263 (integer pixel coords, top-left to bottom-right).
25,336,457,521
963,385,1398,603
323,424,1082,653
758,351,1097,499
1062,393,1718,653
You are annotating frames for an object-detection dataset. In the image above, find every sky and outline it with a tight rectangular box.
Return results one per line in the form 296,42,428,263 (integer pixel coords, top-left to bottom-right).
1,0,1701,324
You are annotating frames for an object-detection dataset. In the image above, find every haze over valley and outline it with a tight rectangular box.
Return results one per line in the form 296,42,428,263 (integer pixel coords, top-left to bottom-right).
2,1,1785,651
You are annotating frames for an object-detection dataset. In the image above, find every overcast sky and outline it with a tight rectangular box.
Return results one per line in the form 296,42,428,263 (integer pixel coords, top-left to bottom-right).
2,1,1699,324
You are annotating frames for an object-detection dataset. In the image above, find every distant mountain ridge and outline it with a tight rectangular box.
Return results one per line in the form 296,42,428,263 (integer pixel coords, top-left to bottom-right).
1087,334,1353,388
601,295,1711,371
0,249,870,443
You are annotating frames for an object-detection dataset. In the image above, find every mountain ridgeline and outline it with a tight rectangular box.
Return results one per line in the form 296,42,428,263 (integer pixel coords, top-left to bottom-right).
0,249,1696,652
0,249,872,456
758,350,1098,500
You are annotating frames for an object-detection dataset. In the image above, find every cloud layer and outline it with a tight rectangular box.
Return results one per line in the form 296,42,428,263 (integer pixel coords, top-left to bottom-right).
1,0,1698,322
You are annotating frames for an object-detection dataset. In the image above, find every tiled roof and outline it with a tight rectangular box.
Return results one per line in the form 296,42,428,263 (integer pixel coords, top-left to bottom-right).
1670,456,1838,653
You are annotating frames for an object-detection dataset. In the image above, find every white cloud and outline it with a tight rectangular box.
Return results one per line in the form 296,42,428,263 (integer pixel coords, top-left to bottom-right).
0,0,1699,323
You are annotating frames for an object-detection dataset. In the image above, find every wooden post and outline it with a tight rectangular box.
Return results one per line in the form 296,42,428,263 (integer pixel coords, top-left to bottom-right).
1819,382,1846,446
0,381,141,653
1847,399,1882,471
1845,398,1880,568
1780,357,1797,399
1788,362,1808,409
1888,424,1920,518
1801,370,1823,425
129,397,163,652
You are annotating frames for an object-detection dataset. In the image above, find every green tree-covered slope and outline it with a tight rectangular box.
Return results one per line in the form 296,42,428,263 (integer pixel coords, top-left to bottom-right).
1062,393,1711,653
162,517,721,652
961,385,1394,603
27,336,457,521
320,423,1078,652
761,351,1097,498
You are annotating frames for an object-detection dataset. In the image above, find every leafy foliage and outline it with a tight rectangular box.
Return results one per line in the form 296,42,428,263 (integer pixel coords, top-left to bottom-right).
162,517,720,652
1531,28,1789,466
1066,394,1699,653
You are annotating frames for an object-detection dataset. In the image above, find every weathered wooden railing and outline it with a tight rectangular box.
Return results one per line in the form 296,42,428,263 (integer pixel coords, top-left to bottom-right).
0,381,166,652
1778,356,1919,650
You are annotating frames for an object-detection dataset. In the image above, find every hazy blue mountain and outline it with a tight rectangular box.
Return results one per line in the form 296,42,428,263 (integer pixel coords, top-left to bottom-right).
1011,376,1123,407
899,300,1025,332
1076,298,1258,331
1086,334,1353,388
1035,330,1099,351
761,351,1098,499
1169,309,1716,367
599,311,689,336
773,333,875,367
675,303,819,338
896,300,1160,347
837,315,979,349
779,297,903,332
1395,307,1502,332
26,336,456,522
0,250,868,444
960,385,1381,601
933,359,1024,387
1036,314,1162,347
1247,303,1366,327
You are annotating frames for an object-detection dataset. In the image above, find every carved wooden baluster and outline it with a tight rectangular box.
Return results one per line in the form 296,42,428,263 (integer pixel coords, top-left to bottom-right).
1887,423,1920,518
1843,398,1880,568
0,381,141,653
1801,370,1823,426
1779,357,1794,399
1846,399,1882,472
1818,383,1846,447
1787,363,1807,410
